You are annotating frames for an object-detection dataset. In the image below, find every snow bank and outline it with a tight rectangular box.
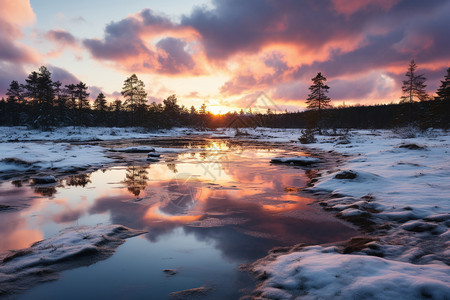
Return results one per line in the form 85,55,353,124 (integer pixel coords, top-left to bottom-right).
247,128,450,298
307,129,450,223
0,225,145,296
0,142,112,175
0,126,199,142
270,156,320,165
252,245,450,300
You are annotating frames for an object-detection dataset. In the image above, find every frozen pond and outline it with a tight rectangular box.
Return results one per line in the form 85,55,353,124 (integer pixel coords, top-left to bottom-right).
0,139,357,299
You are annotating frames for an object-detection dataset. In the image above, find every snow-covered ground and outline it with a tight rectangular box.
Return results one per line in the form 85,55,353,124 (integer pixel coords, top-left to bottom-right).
252,245,450,299
0,126,202,177
0,224,145,296
0,126,197,142
0,142,112,174
246,128,450,299
1,126,449,299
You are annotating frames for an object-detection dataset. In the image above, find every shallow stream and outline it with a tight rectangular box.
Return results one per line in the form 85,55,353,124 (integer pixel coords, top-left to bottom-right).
0,139,357,299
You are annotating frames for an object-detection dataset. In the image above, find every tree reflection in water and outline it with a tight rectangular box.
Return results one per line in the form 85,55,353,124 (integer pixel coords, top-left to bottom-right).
33,186,57,197
64,173,92,187
123,165,149,196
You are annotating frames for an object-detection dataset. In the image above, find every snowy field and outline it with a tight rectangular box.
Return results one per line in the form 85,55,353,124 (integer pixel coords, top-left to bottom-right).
246,127,450,299
1,126,449,298
0,127,200,176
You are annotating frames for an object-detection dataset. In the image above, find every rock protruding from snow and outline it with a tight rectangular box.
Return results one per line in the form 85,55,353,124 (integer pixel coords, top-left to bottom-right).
270,156,320,166
0,225,145,297
251,246,450,300
334,170,357,179
398,143,427,150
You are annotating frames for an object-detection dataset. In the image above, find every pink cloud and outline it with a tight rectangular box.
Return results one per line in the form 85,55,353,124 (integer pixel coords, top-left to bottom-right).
331,0,399,16
0,0,35,26
0,0,39,64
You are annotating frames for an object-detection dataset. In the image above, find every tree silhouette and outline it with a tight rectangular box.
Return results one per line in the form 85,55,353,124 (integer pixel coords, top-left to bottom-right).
5,81,24,125
94,92,108,111
306,72,331,111
36,66,55,108
6,81,24,104
26,66,56,128
306,72,331,133
122,74,147,112
400,60,428,103
122,74,148,125
75,82,90,110
23,71,39,103
436,67,450,101
163,94,181,126
65,83,77,110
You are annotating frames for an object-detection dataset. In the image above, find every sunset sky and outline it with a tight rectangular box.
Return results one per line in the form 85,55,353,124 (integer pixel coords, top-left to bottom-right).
0,0,449,113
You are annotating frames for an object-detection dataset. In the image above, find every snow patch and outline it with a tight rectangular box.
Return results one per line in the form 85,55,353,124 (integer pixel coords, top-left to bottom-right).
0,225,145,297
253,246,450,300
270,156,320,165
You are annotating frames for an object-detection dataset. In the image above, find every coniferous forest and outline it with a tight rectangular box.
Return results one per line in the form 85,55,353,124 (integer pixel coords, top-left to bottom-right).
1,64,449,130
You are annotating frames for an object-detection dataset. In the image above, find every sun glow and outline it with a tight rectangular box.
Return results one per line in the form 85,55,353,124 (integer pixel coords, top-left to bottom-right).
207,105,235,115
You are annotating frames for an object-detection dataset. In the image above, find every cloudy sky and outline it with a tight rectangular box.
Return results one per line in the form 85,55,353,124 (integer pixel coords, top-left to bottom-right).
1,0,449,113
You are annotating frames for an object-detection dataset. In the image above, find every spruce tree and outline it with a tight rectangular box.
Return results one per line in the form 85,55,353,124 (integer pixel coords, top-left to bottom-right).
306,72,331,111
36,66,55,108
436,67,450,101
94,92,108,111
23,71,39,103
306,72,331,134
400,60,428,103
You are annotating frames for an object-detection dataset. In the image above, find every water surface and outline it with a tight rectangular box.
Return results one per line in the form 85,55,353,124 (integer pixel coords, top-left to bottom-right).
0,139,357,299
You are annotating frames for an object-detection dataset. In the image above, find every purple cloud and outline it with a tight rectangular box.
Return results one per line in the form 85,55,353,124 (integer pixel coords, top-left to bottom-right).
45,29,77,46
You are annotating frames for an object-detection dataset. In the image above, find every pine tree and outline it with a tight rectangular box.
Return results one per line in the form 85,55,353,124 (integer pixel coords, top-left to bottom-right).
306,72,331,134
436,67,450,101
306,72,331,111
6,81,24,104
23,71,39,103
75,82,90,110
36,66,55,108
163,94,180,115
121,74,148,113
94,92,108,111
400,60,428,103
65,84,77,110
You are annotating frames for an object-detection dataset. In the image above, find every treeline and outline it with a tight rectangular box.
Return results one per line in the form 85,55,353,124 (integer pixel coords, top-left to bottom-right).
0,65,449,130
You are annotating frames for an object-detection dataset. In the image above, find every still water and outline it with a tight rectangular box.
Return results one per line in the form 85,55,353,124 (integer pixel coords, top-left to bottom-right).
0,139,356,299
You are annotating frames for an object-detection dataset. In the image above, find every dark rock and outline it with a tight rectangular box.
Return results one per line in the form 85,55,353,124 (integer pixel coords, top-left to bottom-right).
398,144,427,150
334,171,357,179
163,269,178,276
